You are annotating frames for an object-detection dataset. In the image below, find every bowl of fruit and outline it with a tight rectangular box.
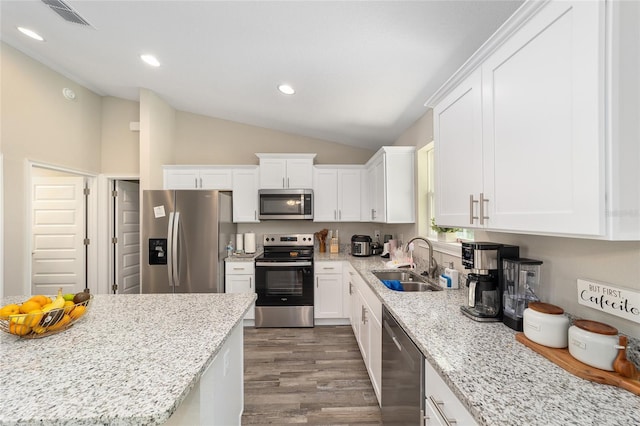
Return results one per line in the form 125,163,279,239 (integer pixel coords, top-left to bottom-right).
0,289,91,338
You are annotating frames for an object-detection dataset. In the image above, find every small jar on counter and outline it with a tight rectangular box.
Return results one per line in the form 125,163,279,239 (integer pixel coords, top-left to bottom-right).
523,302,570,348
568,320,620,371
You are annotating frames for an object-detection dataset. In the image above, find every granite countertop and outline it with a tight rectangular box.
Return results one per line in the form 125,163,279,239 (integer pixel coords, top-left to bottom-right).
0,293,256,426
225,252,261,262
316,252,640,426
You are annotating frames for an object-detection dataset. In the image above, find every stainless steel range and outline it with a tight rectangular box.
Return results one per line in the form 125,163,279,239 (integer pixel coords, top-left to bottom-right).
254,234,314,327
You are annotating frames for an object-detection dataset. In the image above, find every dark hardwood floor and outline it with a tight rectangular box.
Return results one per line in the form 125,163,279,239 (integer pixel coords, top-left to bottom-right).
242,325,382,425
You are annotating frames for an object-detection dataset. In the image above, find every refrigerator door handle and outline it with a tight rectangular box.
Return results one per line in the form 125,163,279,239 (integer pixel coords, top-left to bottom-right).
167,212,175,288
172,211,180,287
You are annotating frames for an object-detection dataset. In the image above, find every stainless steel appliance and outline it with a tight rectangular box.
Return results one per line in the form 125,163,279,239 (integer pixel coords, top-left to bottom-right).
258,189,313,220
254,234,314,327
351,235,372,257
460,242,519,322
141,190,236,293
503,258,543,331
382,306,424,424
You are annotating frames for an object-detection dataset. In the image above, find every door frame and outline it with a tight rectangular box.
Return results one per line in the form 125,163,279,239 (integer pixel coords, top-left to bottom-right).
97,174,140,295
26,160,98,296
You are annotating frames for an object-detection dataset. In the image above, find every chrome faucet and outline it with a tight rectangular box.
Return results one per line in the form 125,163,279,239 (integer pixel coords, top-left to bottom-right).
406,236,438,279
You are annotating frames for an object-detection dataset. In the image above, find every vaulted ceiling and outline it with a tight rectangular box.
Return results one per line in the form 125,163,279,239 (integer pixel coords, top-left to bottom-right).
1,0,523,150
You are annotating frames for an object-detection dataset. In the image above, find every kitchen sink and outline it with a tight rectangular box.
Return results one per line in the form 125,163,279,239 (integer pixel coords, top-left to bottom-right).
371,270,442,292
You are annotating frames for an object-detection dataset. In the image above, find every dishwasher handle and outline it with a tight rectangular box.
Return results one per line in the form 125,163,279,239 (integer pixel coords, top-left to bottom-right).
383,319,403,352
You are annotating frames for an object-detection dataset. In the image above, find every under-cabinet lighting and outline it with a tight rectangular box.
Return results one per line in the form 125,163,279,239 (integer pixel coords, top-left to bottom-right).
17,27,44,41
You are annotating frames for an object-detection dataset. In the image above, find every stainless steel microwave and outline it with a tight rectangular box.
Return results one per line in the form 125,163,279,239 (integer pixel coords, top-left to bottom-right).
258,189,313,220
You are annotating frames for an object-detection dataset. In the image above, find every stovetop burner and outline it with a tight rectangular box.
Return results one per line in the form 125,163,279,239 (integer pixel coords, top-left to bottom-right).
255,233,314,262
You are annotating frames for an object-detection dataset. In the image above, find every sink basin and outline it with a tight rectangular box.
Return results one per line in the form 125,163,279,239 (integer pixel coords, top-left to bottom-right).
371,270,442,292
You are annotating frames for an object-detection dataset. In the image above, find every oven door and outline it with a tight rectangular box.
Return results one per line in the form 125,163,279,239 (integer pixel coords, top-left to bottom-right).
255,260,314,306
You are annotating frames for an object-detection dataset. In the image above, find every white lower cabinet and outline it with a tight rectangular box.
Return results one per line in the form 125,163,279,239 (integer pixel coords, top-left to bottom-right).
424,360,477,426
314,261,344,318
225,261,255,320
166,323,244,425
347,263,382,405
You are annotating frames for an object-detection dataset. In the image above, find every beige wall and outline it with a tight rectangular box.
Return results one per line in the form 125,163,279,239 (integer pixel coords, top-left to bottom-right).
139,89,175,190
1,43,103,296
393,109,640,338
101,96,140,175
174,111,374,165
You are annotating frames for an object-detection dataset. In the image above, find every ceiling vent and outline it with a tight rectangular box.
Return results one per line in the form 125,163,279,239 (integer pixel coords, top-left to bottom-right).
41,0,92,27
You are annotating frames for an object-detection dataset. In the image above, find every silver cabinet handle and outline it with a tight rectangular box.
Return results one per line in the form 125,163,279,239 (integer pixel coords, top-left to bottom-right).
316,277,319,288
338,210,342,220
249,277,252,289
469,194,478,224
199,177,203,188
287,177,290,188
321,267,335,270
254,210,257,220
361,305,368,324
429,396,457,426
479,192,489,225
334,210,337,220
195,178,198,188
371,208,376,220
349,282,353,295
282,177,285,188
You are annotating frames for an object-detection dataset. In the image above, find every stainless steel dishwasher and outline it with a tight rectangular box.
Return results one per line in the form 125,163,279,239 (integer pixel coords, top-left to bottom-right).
381,306,424,425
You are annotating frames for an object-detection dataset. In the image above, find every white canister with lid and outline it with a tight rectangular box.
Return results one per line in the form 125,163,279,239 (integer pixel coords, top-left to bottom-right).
568,320,621,371
523,302,570,348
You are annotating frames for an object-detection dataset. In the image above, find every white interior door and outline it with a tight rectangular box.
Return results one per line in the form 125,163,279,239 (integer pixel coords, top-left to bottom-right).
115,180,140,294
31,176,85,296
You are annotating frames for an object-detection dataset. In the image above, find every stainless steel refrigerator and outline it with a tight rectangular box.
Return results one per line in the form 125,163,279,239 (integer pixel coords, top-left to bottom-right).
141,190,236,293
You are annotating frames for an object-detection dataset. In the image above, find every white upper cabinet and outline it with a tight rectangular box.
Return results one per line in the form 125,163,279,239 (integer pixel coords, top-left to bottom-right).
313,166,363,222
256,153,316,189
232,167,260,223
481,0,604,235
365,146,415,224
433,70,483,228
429,0,638,240
164,166,232,190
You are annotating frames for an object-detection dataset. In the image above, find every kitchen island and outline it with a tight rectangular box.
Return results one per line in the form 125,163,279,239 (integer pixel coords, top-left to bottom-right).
317,252,639,426
0,293,255,425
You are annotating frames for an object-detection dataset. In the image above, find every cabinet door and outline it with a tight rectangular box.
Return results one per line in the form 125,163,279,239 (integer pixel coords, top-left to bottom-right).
482,0,604,235
313,168,338,221
337,169,362,222
368,312,382,403
424,360,477,426
259,159,286,189
199,168,232,190
368,156,386,223
433,70,483,228
347,269,360,336
232,168,259,223
286,159,313,188
165,168,199,189
225,275,255,320
315,273,343,318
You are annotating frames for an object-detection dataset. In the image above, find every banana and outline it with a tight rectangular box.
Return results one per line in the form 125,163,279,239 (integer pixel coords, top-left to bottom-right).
42,288,65,313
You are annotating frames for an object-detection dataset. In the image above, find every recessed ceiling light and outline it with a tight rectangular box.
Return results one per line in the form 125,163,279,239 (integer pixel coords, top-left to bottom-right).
278,84,295,95
140,54,160,67
17,27,44,42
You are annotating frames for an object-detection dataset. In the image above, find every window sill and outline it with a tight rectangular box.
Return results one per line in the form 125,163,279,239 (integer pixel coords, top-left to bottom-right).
412,238,462,258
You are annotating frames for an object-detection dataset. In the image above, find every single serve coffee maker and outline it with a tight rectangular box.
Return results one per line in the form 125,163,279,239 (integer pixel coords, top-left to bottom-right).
460,242,519,322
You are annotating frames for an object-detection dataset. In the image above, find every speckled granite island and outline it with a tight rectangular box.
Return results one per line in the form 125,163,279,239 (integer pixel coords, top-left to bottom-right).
316,252,639,426
0,293,256,426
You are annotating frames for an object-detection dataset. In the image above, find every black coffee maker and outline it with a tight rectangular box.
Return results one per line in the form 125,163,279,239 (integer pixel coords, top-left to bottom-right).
460,242,519,322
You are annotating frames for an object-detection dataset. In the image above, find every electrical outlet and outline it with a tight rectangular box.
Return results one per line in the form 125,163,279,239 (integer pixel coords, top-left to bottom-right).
374,230,380,241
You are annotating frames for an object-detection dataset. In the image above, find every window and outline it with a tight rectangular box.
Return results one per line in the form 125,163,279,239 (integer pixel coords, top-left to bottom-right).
418,142,474,242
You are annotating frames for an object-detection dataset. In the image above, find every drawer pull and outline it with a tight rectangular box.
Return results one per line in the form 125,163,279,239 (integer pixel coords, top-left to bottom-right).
429,396,457,425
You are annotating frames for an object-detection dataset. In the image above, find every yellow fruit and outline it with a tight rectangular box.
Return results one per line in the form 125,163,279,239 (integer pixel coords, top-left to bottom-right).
47,314,71,331
32,325,48,334
9,322,31,336
69,305,86,320
28,295,48,306
24,310,43,327
0,304,20,318
19,300,42,314
42,289,65,313
63,300,75,314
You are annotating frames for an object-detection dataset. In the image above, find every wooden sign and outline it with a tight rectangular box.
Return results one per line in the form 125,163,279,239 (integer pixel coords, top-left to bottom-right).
577,279,640,324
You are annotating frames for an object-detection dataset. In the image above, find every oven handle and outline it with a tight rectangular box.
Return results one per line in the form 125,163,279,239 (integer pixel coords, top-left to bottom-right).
255,261,313,267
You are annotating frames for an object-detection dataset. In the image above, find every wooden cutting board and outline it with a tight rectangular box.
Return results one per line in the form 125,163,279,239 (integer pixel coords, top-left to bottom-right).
515,333,640,396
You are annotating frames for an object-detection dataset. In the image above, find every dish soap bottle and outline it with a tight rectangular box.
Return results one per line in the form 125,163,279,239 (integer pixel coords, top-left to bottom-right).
226,240,234,258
